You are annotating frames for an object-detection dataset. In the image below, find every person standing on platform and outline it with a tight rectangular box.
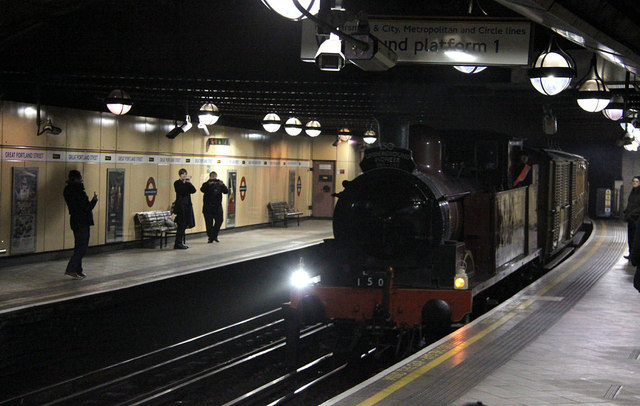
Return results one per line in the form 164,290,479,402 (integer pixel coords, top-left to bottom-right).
63,169,98,279
627,216,640,293
624,176,640,259
173,168,196,249
200,171,229,243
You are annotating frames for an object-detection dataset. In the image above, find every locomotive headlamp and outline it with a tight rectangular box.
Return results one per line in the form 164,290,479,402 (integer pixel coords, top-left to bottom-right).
291,269,312,288
453,269,468,290
290,270,321,288
290,258,320,288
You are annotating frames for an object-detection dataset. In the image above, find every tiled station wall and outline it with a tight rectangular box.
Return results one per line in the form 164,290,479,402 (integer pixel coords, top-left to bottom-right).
0,101,361,256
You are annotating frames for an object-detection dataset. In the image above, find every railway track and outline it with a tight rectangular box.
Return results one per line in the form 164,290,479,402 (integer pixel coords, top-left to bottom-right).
0,308,329,406
3,252,562,406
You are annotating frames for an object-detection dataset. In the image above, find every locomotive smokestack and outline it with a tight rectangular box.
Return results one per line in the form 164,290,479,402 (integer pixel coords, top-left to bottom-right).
410,124,442,172
376,114,410,149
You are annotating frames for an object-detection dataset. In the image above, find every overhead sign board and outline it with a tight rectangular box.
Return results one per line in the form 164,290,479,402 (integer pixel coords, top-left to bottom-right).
301,18,531,66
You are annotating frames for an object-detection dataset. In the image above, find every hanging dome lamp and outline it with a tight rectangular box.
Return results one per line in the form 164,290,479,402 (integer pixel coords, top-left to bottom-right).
198,102,220,125
338,127,351,142
576,54,610,112
105,89,133,115
305,120,321,137
284,117,303,136
527,36,576,96
262,113,282,133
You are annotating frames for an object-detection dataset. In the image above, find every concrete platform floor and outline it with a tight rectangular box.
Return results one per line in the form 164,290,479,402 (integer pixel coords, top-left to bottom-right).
457,256,640,406
0,219,333,314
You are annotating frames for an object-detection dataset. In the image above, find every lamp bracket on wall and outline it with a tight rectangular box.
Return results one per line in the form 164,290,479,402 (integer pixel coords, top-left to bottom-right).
36,100,62,135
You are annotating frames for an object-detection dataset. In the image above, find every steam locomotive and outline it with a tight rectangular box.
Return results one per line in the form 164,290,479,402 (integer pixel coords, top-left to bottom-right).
290,128,588,344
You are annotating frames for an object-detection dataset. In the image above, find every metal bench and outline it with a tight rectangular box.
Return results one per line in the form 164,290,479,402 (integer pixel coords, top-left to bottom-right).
134,210,178,248
267,202,303,227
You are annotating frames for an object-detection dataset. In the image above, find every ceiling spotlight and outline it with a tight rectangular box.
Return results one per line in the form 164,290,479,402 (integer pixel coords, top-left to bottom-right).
166,126,182,139
624,137,639,151
182,115,192,132
305,120,321,137
198,122,210,136
623,108,639,128
603,94,625,121
363,129,377,144
262,113,281,133
528,37,576,96
37,118,62,135
105,89,133,115
198,102,220,125
261,0,320,21
338,127,351,142
576,55,610,112
285,117,303,136
453,66,487,74
165,115,192,139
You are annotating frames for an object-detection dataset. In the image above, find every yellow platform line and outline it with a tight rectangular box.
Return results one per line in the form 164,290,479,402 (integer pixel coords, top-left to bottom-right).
357,222,606,406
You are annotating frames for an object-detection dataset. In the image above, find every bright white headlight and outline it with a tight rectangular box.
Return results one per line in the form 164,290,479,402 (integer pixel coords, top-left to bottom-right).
290,269,321,288
291,269,311,288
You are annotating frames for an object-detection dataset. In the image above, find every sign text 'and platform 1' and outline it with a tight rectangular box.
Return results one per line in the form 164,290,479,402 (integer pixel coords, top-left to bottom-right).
301,19,531,66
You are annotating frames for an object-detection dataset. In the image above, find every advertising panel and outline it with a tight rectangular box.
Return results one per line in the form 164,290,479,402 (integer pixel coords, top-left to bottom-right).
106,168,125,243
227,170,237,228
11,167,38,254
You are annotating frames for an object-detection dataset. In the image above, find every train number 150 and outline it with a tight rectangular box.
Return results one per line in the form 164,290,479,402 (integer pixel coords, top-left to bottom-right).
356,276,385,288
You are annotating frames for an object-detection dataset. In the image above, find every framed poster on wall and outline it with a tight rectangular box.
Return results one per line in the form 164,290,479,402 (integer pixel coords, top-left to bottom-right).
288,170,295,209
11,167,38,254
227,170,237,228
106,168,125,243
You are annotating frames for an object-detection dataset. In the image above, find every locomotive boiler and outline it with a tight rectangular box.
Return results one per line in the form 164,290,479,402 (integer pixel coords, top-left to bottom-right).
289,127,588,344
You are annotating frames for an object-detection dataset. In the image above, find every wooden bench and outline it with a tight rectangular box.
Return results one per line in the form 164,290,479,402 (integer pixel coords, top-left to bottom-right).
267,202,303,227
134,210,178,248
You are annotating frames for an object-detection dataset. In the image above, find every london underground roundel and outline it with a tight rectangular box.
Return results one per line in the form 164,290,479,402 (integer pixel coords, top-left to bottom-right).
145,177,157,207
239,176,247,201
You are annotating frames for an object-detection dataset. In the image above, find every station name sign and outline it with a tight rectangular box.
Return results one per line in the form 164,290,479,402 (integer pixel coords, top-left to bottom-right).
301,18,531,66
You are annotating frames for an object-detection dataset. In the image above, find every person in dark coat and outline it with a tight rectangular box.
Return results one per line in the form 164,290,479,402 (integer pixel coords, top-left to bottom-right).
627,216,640,293
173,168,196,249
624,176,640,258
63,169,98,279
200,171,229,243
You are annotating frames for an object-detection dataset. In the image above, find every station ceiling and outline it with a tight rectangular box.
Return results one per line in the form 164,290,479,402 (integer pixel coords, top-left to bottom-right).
0,0,639,142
